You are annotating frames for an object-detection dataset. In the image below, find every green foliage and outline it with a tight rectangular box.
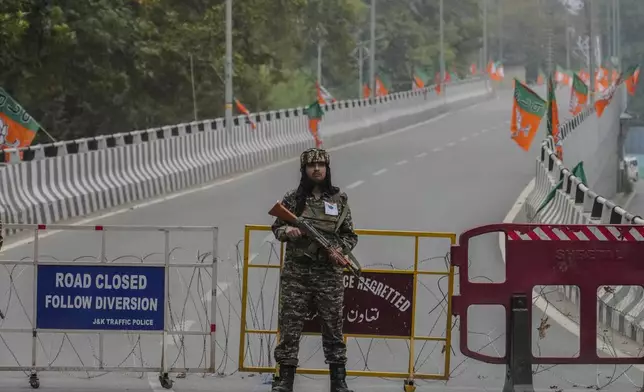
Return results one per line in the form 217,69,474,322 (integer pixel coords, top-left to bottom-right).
1,0,486,142
266,68,316,110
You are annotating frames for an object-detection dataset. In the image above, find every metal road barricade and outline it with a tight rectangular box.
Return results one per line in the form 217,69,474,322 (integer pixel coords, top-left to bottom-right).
239,224,456,391
0,224,219,390
451,223,644,392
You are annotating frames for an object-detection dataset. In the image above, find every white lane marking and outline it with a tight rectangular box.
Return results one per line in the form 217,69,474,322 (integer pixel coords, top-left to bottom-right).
346,180,364,189
446,142,456,147
460,136,468,142
500,178,644,371
2,94,500,255
432,147,442,152
0,98,489,392
471,132,479,137
395,160,408,166
481,129,489,133
1,112,458,253
372,168,387,176
415,152,428,158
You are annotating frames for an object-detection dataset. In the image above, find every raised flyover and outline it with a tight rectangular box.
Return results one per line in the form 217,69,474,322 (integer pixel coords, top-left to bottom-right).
0,76,636,392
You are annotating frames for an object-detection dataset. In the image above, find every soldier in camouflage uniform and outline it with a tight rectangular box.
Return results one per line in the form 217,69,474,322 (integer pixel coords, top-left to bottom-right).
271,148,358,392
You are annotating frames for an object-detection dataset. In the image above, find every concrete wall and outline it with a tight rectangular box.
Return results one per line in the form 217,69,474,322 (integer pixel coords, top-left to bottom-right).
558,88,627,199
625,126,644,155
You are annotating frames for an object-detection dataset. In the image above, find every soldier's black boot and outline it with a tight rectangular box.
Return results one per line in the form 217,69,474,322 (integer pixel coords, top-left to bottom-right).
271,365,296,392
329,364,353,392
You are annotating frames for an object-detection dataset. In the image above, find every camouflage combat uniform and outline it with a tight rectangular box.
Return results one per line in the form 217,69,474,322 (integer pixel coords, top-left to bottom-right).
0,216,3,251
272,187,358,367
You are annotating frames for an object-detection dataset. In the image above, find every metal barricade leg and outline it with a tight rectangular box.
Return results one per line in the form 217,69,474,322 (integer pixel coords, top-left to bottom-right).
502,295,534,392
159,230,173,390
30,230,40,389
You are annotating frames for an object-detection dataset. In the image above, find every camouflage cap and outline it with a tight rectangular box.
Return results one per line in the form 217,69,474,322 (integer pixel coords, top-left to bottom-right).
300,148,330,166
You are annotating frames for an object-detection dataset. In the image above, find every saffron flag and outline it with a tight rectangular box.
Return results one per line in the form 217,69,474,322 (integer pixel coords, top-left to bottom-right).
412,68,429,91
547,75,562,160
363,84,371,99
623,65,641,96
0,88,41,151
316,82,336,105
412,75,425,90
434,72,442,95
510,79,547,151
569,73,588,116
375,77,389,96
488,61,504,81
306,101,324,148
594,72,621,118
234,99,256,129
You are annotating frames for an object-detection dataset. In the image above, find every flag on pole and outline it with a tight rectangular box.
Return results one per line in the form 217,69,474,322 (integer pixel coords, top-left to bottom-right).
488,61,504,81
0,88,41,152
306,101,324,148
569,73,589,116
412,68,429,91
547,74,562,160
510,79,547,151
316,82,336,105
535,161,587,216
375,77,389,96
234,99,256,129
594,71,622,118
623,64,641,96
363,84,371,99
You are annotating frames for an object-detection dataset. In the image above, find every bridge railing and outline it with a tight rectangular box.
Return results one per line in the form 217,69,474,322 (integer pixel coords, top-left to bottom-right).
522,82,644,345
0,77,484,164
0,77,492,238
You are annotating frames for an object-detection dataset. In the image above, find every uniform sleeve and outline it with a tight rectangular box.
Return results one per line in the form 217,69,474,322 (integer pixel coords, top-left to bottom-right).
337,193,358,254
271,190,297,242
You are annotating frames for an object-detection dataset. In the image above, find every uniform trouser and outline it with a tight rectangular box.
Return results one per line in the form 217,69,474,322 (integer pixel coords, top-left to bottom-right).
274,258,347,367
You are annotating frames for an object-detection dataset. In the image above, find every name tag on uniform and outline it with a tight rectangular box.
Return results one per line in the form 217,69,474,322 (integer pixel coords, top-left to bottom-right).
324,201,339,216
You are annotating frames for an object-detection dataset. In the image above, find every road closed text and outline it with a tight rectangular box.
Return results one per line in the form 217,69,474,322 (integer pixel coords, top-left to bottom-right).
55,272,149,290
36,265,165,331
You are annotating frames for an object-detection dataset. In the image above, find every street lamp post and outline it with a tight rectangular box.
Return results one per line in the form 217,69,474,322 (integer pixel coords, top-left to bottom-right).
225,0,233,134
440,0,445,92
369,0,376,98
483,0,488,66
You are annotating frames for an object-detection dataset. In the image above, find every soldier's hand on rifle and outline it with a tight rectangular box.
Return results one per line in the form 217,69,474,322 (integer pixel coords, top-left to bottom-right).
285,226,303,239
330,247,347,266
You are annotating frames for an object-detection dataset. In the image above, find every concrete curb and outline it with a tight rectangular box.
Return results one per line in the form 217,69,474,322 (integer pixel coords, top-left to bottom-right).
0,80,492,240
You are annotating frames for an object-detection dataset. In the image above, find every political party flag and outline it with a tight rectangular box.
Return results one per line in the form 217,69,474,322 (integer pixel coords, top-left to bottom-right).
547,74,562,160
623,65,641,96
234,99,256,129
510,79,547,151
0,88,41,151
569,73,588,116
306,101,324,148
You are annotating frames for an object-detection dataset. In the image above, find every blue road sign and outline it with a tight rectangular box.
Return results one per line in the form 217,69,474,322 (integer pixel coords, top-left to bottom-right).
36,264,165,331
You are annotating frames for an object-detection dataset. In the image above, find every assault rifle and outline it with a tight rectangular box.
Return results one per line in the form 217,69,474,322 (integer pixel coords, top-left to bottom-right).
268,202,362,277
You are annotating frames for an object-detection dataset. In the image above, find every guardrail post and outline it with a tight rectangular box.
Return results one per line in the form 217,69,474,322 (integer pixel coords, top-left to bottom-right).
502,294,534,392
